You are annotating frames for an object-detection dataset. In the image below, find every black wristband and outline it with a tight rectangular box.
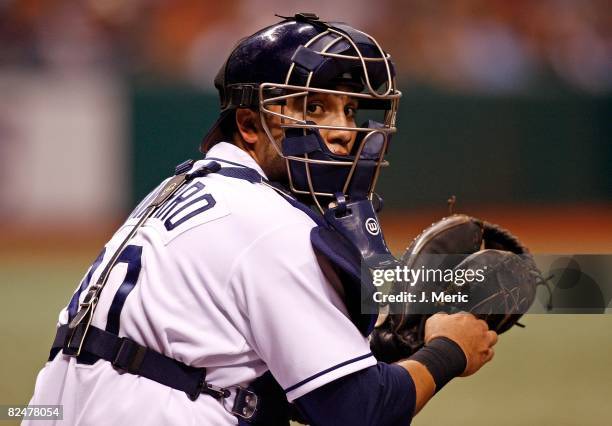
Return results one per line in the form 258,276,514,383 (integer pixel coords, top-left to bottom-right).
408,337,467,392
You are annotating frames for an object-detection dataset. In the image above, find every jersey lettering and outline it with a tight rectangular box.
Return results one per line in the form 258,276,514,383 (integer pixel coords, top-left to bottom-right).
152,181,217,231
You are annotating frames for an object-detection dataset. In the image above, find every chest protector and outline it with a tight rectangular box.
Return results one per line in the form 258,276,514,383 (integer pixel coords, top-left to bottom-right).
280,193,396,336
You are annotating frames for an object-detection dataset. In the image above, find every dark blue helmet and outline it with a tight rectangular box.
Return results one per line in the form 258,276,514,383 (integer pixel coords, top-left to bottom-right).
201,13,401,212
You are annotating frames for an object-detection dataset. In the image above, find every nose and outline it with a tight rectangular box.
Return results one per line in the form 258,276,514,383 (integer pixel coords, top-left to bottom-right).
322,116,354,156
324,130,352,155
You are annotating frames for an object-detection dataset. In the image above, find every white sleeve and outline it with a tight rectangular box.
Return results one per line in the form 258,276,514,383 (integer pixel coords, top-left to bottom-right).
228,221,376,401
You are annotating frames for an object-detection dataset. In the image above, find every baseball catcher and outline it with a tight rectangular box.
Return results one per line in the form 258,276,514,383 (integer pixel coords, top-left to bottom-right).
26,13,538,426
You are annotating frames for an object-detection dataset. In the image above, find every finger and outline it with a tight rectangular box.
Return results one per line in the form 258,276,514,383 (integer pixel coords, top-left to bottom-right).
477,319,489,331
486,330,499,347
452,311,476,320
483,347,495,363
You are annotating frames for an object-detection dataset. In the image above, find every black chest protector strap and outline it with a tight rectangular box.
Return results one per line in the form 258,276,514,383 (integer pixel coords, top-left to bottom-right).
50,324,218,400
63,161,218,358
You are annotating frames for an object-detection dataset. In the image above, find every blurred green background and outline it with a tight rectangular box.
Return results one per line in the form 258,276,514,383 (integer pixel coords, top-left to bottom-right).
131,87,612,207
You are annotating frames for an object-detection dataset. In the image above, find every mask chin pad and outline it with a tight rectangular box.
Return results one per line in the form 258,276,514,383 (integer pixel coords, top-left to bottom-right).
282,123,348,160
350,120,390,159
281,127,322,156
282,123,388,199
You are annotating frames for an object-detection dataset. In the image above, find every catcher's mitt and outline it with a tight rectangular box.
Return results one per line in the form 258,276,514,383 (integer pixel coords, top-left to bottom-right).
370,214,549,363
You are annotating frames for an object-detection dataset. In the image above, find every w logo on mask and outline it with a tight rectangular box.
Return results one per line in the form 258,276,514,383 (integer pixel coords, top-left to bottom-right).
365,218,380,235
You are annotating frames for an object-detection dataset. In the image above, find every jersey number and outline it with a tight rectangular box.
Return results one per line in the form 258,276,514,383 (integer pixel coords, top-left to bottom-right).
69,182,216,333
68,245,143,335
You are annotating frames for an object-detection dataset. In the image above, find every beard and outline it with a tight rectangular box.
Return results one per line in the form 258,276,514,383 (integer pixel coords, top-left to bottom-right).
258,140,285,179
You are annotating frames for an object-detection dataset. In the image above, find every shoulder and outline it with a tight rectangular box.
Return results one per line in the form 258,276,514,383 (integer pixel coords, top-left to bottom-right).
124,167,316,248
202,171,317,240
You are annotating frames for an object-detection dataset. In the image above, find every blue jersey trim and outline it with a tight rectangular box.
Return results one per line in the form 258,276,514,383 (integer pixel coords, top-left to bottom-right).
284,353,373,393
205,156,252,169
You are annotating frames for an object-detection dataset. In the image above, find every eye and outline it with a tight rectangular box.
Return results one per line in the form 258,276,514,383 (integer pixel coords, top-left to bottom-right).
306,102,324,115
345,105,357,118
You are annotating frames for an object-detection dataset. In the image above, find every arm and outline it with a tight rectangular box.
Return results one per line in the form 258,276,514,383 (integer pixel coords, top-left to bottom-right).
295,362,416,426
400,360,435,415
399,312,498,414
295,312,497,425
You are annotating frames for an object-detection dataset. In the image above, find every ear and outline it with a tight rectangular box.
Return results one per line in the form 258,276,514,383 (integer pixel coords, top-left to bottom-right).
235,108,259,146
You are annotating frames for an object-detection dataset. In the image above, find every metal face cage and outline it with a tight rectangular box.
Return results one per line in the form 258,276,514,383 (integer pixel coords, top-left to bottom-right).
258,25,401,212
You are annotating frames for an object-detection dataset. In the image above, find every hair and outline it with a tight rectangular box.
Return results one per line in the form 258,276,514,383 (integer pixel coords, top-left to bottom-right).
219,109,238,142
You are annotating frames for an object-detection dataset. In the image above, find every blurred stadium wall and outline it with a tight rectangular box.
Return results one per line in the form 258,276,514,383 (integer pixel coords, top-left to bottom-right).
0,73,127,226
130,86,612,209
1,0,611,225
1,79,610,226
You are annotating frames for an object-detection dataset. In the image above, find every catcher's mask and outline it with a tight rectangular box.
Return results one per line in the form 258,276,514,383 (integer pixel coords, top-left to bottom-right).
201,13,401,213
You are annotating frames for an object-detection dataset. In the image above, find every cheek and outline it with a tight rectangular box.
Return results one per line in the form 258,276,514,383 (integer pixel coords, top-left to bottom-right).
262,112,282,140
266,105,304,140
270,126,282,140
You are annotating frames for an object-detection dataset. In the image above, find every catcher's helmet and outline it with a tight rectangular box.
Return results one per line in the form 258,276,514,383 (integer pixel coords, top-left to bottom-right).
201,13,401,212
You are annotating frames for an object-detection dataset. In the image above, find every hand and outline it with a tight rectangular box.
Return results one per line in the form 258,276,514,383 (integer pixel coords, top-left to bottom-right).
424,312,498,376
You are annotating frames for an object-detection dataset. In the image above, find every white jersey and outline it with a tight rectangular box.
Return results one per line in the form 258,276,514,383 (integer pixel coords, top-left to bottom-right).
28,142,376,425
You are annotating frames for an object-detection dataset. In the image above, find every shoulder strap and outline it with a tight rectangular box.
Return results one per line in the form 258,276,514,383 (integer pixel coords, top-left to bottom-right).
64,162,221,356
